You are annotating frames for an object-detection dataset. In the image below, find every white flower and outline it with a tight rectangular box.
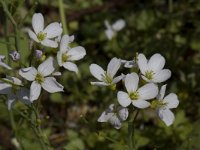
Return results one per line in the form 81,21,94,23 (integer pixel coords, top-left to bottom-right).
117,73,158,108
121,59,136,68
155,84,179,126
0,55,11,70
137,53,171,83
89,57,124,87
28,13,63,48
0,76,30,110
104,19,126,40
9,51,20,61
57,35,86,73
19,57,64,102
98,104,128,129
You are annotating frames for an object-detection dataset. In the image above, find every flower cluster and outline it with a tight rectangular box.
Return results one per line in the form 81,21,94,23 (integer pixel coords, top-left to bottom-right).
90,53,179,128
0,13,86,109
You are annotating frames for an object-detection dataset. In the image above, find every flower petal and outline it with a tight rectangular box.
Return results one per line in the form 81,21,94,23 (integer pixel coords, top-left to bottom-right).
163,93,179,109
107,57,121,79
7,94,16,110
0,62,12,70
43,22,63,38
67,46,86,61
148,53,165,72
158,109,175,126
57,51,63,66
98,111,113,122
157,84,167,100
112,19,126,31
32,13,44,34
117,91,131,107
59,35,70,53
105,29,114,40
89,64,104,81
19,67,37,81
112,74,124,84
125,73,139,93
118,107,129,121
138,83,158,100
63,62,78,73
38,57,55,76
27,29,39,42
41,39,58,48
153,69,171,83
42,77,64,93
109,115,122,129
90,82,108,86
137,53,148,74
0,82,11,94
17,88,31,105
30,81,41,102
132,99,150,109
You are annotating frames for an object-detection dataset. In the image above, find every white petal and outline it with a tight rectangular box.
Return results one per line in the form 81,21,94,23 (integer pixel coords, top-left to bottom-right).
52,71,61,76
104,20,111,29
98,108,113,122
6,76,22,86
138,83,158,100
125,73,139,93
153,69,171,83
107,57,121,79
112,74,124,84
27,29,39,42
7,94,16,110
17,88,31,105
89,64,104,81
41,39,58,48
43,22,63,38
118,107,129,121
117,91,131,107
141,75,151,82
32,13,44,34
163,93,179,109
90,82,108,86
59,35,70,53
112,19,126,31
148,54,165,72
57,51,63,66
41,77,64,93
30,81,41,102
0,61,12,69
158,109,175,126
68,46,86,61
109,115,122,129
137,53,148,74
132,99,150,109
0,82,11,94
105,29,114,40
157,84,167,100
63,62,78,73
38,57,55,76
19,67,37,81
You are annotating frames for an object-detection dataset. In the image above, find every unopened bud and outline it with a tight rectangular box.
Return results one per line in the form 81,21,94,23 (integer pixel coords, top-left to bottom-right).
9,51,20,61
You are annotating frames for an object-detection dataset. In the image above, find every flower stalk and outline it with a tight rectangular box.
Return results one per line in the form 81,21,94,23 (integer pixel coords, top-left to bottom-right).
58,0,68,34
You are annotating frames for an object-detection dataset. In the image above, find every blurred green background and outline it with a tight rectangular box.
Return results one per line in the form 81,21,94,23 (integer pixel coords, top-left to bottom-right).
0,0,200,149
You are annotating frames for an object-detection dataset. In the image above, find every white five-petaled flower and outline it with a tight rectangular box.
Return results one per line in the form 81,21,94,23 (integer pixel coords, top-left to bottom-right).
117,73,158,108
137,53,171,83
57,35,86,74
0,76,30,110
98,104,128,129
19,57,64,102
89,57,124,87
0,55,11,70
28,13,63,48
155,84,179,126
104,19,126,40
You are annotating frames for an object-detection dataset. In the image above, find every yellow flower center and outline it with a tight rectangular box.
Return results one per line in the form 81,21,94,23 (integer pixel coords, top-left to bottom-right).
129,91,139,100
151,100,168,109
62,53,70,63
145,70,154,80
37,32,47,41
35,73,44,84
102,73,112,84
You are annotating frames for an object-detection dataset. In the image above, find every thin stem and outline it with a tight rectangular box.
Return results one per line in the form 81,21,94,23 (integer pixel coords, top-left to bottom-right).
58,0,68,34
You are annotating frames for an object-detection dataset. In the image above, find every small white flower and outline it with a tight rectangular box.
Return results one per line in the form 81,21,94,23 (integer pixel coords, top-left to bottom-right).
0,55,11,70
104,19,126,40
19,57,64,102
9,51,20,61
0,76,30,110
57,35,86,74
155,84,179,126
28,13,63,48
137,53,171,83
117,73,158,108
89,57,123,87
98,104,128,129
121,59,137,68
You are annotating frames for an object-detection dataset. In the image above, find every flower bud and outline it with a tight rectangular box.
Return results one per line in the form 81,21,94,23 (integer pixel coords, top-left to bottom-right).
35,50,43,59
9,51,20,61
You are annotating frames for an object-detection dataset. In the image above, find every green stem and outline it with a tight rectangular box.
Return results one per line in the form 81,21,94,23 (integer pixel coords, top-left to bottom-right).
168,0,173,13
58,0,68,34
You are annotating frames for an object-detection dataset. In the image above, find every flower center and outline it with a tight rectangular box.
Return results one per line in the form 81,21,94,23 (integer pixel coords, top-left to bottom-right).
129,91,139,100
35,73,44,84
151,100,168,109
37,32,47,41
145,70,154,80
62,53,70,63
102,73,112,84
